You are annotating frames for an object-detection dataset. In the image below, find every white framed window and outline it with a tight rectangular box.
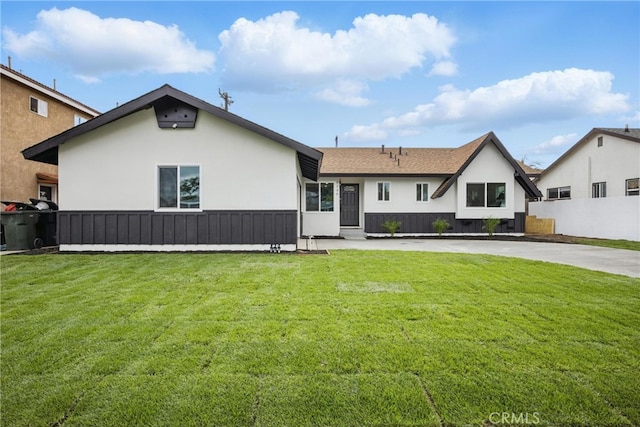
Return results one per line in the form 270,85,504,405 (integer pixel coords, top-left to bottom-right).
626,178,639,196
158,165,200,209
30,96,48,117
592,182,607,198
305,182,334,212
416,183,430,202
377,182,390,201
466,183,505,207
548,186,571,200
74,114,87,126
38,184,57,203
597,136,603,147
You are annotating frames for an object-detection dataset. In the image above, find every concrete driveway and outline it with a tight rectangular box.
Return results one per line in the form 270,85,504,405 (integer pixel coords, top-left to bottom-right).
306,238,640,278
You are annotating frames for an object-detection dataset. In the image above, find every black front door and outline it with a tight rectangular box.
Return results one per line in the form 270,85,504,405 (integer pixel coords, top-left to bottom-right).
340,184,359,226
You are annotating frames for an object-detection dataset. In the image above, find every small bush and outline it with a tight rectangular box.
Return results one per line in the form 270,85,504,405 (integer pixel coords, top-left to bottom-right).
482,217,501,236
381,220,402,236
432,218,450,236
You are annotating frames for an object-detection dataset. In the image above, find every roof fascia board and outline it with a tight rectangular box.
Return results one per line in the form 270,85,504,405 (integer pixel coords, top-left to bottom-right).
320,173,453,178
1,66,100,117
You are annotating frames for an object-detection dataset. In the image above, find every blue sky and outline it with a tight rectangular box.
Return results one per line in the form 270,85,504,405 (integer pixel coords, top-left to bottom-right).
2,1,638,167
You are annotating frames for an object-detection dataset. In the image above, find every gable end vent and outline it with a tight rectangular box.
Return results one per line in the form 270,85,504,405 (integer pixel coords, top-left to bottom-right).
154,96,198,129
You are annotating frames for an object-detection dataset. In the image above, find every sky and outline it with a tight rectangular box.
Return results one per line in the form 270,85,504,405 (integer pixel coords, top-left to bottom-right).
2,1,638,167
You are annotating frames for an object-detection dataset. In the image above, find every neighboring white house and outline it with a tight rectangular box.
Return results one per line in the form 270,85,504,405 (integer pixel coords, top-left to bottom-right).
301,132,542,237
529,127,640,241
22,85,322,252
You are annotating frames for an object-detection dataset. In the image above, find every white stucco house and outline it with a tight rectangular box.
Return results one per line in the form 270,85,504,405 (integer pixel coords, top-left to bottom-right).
23,85,543,251
302,132,542,237
23,85,322,252
529,127,640,241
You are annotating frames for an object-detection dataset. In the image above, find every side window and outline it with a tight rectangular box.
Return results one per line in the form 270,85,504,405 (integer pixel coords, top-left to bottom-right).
592,182,607,198
416,183,429,202
305,182,334,212
548,186,571,200
466,183,485,207
30,96,48,117
158,166,200,209
626,178,639,196
377,182,390,201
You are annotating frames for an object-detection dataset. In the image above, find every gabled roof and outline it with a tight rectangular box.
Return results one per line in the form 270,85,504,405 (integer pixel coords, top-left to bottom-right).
22,84,323,180
1,64,100,117
319,132,542,199
539,127,640,179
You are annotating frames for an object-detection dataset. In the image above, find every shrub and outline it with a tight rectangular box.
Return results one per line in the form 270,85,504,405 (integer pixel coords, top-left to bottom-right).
432,217,450,236
482,217,501,236
381,220,402,236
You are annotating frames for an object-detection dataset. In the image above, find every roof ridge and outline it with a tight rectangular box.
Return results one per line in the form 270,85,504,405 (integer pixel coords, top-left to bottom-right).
0,64,101,115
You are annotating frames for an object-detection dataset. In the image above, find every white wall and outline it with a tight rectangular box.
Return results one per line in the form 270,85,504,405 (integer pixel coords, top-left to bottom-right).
456,142,520,219
59,109,299,211
362,177,456,213
529,197,640,241
536,133,640,200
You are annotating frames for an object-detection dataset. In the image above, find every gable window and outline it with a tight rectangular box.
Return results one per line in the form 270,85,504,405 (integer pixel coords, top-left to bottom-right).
29,96,48,117
306,182,334,212
158,166,200,209
416,183,430,202
377,182,390,201
466,183,505,207
74,114,87,126
548,186,571,200
38,184,57,203
626,178,639,196
597,136,603,147
592,182,607,198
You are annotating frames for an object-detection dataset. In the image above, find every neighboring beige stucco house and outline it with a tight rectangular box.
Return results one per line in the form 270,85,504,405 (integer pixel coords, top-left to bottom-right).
0,63,100,204
529,127,640,241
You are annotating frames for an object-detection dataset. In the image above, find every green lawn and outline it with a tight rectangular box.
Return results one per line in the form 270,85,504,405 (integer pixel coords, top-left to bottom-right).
1,251,639,426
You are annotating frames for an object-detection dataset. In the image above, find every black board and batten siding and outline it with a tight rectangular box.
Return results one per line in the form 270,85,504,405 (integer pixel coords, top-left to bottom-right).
58,210,297,246
364,212,526,234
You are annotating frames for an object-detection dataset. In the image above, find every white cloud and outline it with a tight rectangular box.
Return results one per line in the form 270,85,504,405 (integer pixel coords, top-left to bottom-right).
533,133,578,154
313,80,370,107
428,60,458,76
218,11,456,100
344,68,631,141
343,124,388,142
2,7,215,82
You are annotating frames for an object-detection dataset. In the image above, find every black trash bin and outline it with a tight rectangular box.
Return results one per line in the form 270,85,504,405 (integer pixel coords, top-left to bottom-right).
30,199,58,247
0,202,40,250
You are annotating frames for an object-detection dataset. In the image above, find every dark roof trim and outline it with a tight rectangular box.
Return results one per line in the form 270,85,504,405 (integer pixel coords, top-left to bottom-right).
539,127,640,179
22,84,323,180
320,173,453,178
431,132,542,199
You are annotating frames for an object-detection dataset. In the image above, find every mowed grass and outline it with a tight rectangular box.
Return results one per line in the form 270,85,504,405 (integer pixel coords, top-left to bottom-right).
1,251,639,427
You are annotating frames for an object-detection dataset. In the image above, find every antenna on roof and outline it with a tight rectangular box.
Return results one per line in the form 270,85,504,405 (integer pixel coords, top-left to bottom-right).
218,88,234,111
625,124,630,132
335,135,338,147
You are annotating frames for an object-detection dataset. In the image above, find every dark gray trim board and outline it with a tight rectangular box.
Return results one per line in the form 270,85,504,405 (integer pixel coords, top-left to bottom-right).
365,212,526,234
58,210,298,246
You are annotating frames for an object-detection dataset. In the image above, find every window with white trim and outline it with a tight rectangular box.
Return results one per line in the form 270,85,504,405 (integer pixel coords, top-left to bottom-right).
158,166,200,209
38,184,57,203
30,96,48,117
416,183,429,202
592,182,607,198
466,183,505,207
377,182,390,201
305,182,334,212
74,114,87,126
547,186,571,200
626,178,639,196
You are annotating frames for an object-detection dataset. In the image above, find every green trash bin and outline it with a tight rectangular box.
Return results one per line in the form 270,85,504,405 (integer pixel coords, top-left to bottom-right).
0,209,41,251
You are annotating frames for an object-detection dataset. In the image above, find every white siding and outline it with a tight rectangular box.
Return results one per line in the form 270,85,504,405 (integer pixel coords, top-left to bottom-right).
536,133,640,200
362,177,456,213
59,109,298,211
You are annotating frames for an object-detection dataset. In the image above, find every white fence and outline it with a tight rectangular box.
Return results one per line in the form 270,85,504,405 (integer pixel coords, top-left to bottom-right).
529,196,639,241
